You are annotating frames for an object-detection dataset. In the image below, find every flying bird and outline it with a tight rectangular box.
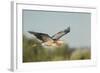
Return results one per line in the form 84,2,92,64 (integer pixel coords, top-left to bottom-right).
28,27,70,48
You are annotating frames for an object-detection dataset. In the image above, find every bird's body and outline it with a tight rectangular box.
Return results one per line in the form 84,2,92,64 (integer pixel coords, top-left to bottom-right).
28,27,70,48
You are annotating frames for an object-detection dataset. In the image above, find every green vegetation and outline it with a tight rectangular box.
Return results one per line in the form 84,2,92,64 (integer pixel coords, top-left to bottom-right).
70,48,91,60
23,34,91,62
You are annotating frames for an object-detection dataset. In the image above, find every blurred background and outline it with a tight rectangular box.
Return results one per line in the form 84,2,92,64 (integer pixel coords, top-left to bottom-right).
23,34,90,62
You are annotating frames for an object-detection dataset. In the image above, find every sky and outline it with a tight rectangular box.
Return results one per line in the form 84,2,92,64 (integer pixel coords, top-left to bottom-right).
22,10,91,48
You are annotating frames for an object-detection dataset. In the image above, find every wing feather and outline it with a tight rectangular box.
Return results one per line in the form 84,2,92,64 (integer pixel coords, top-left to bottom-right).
28,31,53,42
52,27,70,40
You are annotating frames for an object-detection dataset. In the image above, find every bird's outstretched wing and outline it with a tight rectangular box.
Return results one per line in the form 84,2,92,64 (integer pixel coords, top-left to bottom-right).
52,27,70,40
28,31,53,42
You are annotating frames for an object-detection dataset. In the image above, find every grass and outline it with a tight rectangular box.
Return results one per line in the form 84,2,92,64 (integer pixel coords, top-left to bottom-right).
23,34,91,62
